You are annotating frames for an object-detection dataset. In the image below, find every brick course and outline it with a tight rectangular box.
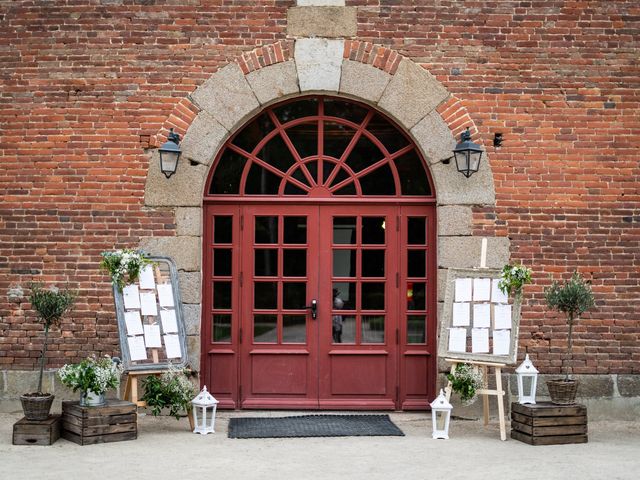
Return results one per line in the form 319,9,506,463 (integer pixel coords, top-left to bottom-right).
0,1,638,376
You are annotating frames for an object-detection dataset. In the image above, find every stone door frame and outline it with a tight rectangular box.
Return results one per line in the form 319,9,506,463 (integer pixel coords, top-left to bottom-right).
142,39,508,372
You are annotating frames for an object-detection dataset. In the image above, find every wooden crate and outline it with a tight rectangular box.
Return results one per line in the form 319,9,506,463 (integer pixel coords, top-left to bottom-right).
62,399,137,446
511,402,588,445
13,415,61,446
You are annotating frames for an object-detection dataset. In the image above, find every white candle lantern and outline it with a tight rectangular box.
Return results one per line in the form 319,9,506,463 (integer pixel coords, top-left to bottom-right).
430,389,453,439
191,386,219,435
516,354,539,405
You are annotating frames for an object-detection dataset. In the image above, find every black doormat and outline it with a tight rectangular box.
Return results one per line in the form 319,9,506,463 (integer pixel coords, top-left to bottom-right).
228,414,404,439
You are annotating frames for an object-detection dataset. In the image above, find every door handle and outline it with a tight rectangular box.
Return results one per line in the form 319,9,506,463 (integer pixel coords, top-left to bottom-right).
304,299,317,319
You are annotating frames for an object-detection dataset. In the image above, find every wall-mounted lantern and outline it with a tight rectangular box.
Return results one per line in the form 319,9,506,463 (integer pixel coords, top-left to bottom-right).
453,128,484,178
158,128,182,178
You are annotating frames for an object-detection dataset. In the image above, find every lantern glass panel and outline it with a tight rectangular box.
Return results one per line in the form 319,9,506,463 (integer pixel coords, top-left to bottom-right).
160,151,180,176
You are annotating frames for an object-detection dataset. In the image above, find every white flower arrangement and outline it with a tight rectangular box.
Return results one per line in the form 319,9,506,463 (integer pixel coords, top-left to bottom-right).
100,249,154,290
498,263,532,298
57,355,124,395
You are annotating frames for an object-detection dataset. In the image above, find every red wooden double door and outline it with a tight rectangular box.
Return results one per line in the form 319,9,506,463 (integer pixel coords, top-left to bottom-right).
203,203,436,410
201,96,436,410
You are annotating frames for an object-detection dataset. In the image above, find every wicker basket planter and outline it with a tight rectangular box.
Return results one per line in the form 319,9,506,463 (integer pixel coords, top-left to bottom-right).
546,379,578,405
20,393,55,421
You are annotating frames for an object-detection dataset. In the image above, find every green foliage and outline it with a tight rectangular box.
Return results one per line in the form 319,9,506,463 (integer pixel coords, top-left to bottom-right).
141,366,197,420
446,363,484,405
497,263,532,298
544,271,595,322
29,283,77,394
29,283,76,328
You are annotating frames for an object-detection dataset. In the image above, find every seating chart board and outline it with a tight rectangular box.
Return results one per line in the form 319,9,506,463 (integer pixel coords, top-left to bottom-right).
113,257,188,371
437,268,522,365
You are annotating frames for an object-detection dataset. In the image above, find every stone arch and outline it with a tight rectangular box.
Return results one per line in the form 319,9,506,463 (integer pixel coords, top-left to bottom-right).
142,39,508,368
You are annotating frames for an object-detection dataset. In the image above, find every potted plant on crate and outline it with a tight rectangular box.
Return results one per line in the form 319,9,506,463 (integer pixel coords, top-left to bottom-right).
544,271,595,404
20,284,76,420
57,355,124,407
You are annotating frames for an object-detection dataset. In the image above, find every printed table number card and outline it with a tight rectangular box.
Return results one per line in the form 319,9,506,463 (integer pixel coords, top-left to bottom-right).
124,311,143,336
143,324,162,348
454,278,472,302
448,328,467,353
452,302,471,326
163,334,182,359
473,303,491,328
127,336,147,361
494,304,512,330
160,309,178,333
123,284,141,310
157,284,174,308
140,292,158,316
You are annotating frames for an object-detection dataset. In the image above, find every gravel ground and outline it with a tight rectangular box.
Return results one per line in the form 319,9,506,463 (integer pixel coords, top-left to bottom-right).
1,410,638,480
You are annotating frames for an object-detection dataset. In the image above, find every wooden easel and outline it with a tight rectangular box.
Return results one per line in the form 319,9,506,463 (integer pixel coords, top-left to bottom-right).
122,367,163,407
444,358,507,441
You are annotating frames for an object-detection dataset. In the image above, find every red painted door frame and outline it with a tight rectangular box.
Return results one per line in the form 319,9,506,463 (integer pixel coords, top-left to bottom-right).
201,96,437,410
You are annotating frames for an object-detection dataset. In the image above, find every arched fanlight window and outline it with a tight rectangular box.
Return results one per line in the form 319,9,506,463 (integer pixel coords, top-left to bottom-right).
207,96,433,198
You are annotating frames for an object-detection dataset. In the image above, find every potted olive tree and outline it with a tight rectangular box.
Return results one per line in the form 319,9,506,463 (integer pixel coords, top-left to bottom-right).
544,272,595,404
20,284,76,420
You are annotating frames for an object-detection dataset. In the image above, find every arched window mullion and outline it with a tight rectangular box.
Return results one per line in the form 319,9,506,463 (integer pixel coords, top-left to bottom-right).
318,98,324,187
386,145,415,195
279,125,316,187
324,110,374,187
353,158,392,181
388,144,415,161
279,162,315,194
327,163,358,194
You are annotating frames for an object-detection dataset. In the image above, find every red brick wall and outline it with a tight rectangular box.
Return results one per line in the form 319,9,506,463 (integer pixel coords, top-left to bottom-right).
1,1,638,375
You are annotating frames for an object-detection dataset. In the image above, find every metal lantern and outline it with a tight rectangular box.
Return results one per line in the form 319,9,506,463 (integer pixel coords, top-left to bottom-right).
191,386,219,435
158,128,182,178
453,127,483,178
430,389,453,439
516,354,539,405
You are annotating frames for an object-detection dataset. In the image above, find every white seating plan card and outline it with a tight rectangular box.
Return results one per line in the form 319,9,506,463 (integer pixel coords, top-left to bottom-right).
160,309,178,333
452,302,471,326
448,328,467,353
123,284,141,310
140,292,158,316
124,311,143,336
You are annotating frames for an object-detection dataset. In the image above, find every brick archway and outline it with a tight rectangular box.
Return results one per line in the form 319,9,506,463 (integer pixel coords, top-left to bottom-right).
142,39,508,374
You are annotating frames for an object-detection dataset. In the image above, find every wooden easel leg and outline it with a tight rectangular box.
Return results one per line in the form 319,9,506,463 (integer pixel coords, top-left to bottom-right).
482,365,489,426
444,363,457,402
188,410,195,431
130,375,139,405
495,367,506,441
123,374,131,402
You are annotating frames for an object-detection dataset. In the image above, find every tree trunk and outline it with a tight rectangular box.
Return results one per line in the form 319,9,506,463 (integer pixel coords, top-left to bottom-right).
565,314,574,381
37,324,50,393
